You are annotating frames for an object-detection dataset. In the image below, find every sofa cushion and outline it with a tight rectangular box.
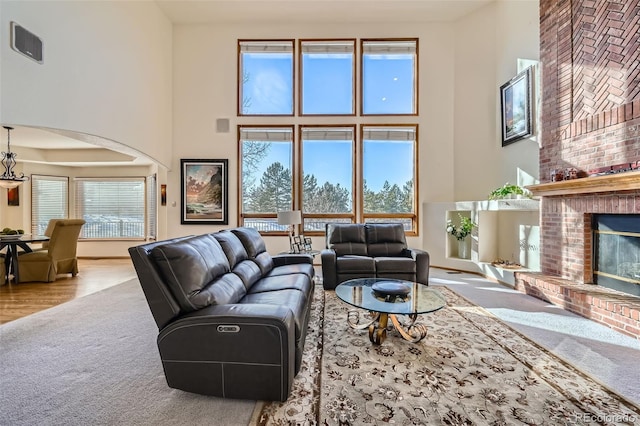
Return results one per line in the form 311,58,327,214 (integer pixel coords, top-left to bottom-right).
366,223,407,257
231,259,264,291
151,234,240,311
336,255,375,274
375,256,416,274
248,274,313,296
241,289,308,344
326,223,367,256
265,263,315,280
231,227,274,275
214,230,249,269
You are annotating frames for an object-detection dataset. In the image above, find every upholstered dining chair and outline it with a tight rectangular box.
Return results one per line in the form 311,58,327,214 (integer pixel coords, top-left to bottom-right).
31,218,62,252
17,219,86,283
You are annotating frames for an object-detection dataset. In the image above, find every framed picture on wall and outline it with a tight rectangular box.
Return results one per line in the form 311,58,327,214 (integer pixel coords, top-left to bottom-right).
500,67,533,146
180,159,228,225
160,184,167,206
7,187,19,206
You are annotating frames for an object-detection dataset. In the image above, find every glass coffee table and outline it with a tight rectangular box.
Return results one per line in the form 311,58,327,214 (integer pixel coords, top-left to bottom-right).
335,278,446,345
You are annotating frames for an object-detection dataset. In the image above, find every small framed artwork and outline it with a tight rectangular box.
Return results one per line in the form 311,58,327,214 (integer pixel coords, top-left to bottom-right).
7,187,19,206
303,237,312,251
181,159,229,225
160,184,167,206
500,67,533,146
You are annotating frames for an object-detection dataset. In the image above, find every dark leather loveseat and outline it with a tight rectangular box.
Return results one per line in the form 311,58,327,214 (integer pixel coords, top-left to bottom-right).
128,227,315,401
321,223,429,289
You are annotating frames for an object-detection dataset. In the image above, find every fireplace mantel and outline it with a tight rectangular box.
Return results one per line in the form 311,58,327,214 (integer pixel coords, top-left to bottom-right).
526,171,640,197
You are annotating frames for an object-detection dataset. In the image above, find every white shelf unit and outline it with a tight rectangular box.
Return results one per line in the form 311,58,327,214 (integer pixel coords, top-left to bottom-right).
448,199,540,270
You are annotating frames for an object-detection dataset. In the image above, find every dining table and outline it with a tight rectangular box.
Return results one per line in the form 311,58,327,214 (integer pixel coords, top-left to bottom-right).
0,234,50,283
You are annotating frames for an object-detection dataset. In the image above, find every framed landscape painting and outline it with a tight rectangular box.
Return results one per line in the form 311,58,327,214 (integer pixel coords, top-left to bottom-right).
500,67,532,146
180,159,228,225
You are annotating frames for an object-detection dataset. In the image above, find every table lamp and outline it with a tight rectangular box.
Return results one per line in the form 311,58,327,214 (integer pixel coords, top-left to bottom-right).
277,210,301,253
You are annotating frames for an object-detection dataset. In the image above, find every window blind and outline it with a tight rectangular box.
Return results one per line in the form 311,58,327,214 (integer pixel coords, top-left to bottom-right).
302,127,354,141
74,177,145,239
240,128,293,142
146,174,157,240
363,126,417,141
239,40,293,53
301,40,354,54
362,40,417,54
31,175,69,235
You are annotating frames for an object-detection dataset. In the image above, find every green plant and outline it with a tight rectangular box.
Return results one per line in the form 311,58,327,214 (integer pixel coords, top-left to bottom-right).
488,183,531,200
446,214,476,241
0,227,24,235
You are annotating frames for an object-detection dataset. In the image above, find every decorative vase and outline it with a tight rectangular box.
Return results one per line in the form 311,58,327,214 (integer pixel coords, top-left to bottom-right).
458,239,470,259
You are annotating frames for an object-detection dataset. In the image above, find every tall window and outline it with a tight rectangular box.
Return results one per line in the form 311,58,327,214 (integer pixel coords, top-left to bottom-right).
75,178,146,239
239,126,294,231
300,40,355,115
238,38,419,235
301,126,355,231
362,125,417,229
146,174,157,240
31,175,69,235
361,39,418,115
238,40,294,115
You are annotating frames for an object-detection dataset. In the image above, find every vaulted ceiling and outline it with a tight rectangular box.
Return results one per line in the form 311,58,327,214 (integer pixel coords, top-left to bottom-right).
6,0,493,167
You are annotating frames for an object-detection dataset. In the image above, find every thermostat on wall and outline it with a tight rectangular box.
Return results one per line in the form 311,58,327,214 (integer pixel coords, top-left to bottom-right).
10,21,43,64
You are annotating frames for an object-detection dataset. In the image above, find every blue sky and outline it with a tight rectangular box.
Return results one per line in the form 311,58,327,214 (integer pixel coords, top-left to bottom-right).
243,50,414,192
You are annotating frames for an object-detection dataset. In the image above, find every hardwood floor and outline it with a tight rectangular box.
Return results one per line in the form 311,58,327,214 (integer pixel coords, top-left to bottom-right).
0,258,137,324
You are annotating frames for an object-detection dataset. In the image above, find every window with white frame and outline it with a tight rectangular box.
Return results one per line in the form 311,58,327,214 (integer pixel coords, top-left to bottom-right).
74,177,146,239
31,175,69,235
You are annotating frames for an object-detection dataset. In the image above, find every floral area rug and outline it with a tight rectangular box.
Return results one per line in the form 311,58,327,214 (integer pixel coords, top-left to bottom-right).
252,285,640,425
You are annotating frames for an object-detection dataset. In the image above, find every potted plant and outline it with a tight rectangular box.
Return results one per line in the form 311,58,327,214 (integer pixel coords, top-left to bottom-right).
446,213,476,259
487,183,531,200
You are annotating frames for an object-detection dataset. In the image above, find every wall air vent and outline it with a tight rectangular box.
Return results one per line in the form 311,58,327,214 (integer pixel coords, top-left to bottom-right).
10,22,43,64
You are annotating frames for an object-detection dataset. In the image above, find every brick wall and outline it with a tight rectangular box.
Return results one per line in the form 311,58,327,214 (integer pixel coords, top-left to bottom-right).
538,0,640,281
515,0,640,339
540,0,640,183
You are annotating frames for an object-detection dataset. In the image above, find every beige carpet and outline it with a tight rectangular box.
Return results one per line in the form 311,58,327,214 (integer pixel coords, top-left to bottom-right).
0,279,255,426
253,286,640,425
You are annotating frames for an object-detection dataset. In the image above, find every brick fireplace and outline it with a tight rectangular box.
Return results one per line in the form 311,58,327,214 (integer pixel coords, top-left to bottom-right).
515,0,640,339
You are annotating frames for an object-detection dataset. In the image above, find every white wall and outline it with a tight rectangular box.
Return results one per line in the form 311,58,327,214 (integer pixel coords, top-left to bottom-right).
453,0,539,202
0,0,539,259
0,1,173,168
424,0,539,272
170,21,457,252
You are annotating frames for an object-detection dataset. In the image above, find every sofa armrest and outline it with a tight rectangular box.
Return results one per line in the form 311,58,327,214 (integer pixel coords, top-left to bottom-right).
159,303,296,357
157,303,296,401
405,248,430,285
272,253,313,266
320,248,338,290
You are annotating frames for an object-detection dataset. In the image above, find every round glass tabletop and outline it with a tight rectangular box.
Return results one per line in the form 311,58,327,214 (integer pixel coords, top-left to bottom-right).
335,278,446,315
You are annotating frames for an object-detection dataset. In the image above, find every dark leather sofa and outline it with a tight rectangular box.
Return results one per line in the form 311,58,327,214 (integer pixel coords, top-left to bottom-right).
128,227,315,401
321,223,430,289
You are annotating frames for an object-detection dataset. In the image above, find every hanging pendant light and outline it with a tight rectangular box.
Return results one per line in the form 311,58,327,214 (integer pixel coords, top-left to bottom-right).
0,126,29,189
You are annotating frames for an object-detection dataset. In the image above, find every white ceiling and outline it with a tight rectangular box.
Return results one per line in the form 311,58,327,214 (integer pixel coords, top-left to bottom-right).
5,0,493,167
0,126,152,167
155,0,493,24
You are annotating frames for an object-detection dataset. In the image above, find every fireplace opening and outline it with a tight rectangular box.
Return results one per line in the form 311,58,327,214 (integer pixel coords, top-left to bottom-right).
593,214,640,297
